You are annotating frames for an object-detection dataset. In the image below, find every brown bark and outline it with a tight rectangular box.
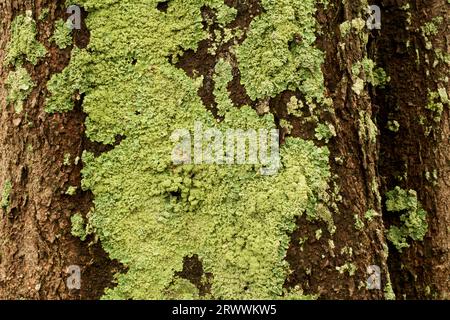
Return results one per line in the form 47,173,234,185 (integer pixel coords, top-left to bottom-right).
0,0,448,300
0,0,121,299
373,0,450,299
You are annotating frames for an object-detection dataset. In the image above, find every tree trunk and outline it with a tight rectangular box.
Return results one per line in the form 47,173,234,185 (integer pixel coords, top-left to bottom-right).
0,0,448,299
0,0,121,299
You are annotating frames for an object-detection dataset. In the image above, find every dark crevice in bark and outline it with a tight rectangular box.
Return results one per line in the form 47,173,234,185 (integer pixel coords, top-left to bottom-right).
174,255,213,297
371,0,449,299
156,1,170,13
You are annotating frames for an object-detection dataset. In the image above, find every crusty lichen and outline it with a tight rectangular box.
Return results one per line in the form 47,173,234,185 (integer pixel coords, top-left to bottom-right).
315,123,336,143
385,187,428,252
358,110,378,144
1,180,12,209
51,19,73,49
426,88,449,122
71,213,87,241
236,0,328,103
46,0,332,300
352,58,389,95
3,12,44,113
4,11,46,67
5,66,35,113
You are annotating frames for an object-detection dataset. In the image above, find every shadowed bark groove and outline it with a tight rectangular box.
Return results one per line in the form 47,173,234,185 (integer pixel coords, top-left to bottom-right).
372,0,449,299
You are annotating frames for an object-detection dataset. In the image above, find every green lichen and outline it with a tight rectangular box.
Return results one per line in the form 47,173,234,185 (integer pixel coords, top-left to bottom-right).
71,213,87,241
336,262,356,276
1,180,12,209
286,96,304,117
64,153,72,166
38,8,50,21
315,229,322,240
4,11,46,67
426,89,448,122
358,111,378,144
421,17,443,50
354,214,364,231
351,78,365,95
213,58,234,117
385,187,428,252
164,277,200,300
339,18,366,37
425,169,438,186
5,66,35,113
66,186,77,196
352,58,389,92
387,120,400,132
236,0,328,103
51,19,73,49
314,122,336,143
46,0,332,300
340,246,353,257
384,278,396,300
280,119,293,134
364,209,379,222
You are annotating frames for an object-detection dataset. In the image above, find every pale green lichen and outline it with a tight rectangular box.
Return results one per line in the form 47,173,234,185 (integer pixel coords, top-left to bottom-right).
384,278,396,300
421,17,443,50
352,78,365,95
385,187,428,252
4,11,46,67
5,66,35,113
426,88,449,122
364,209,379,222
280,119,293,134
71,213,88,241
64,153,72,166
51,19,73,49
38,8,50,21
163,277,201,300
314,122,336,143
315,229,322,240
352,58,389,94
340,246,353,257
354,214,364,230
213,58,234,117
339,18,366,37
286,96,304,117
387,120,400,132
358,111,378,144
66,186,77,196
236,0,328,103
1,180,12,209
336,262,356,276
425,169,438,186
46,0,332,300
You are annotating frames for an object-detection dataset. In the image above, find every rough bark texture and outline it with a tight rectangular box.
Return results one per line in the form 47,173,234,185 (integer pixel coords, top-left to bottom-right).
373,0,450,299
0,0,122,299
0,0,448,299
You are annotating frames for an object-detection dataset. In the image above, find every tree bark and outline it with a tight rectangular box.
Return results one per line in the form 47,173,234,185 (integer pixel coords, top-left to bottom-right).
0,0,121,299
0,0,448,299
